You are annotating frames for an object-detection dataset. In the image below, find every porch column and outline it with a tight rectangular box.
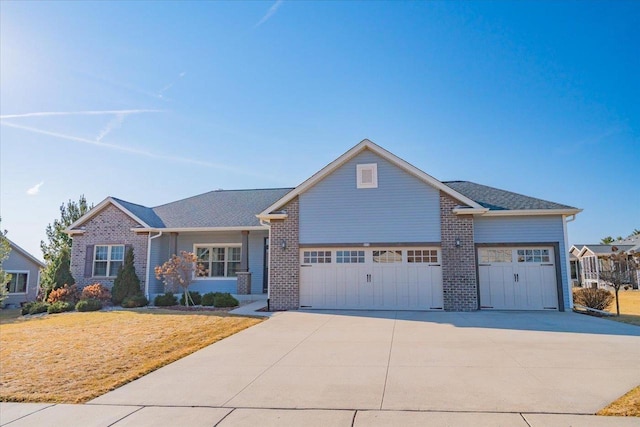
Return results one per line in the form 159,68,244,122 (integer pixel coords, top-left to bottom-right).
241,230,249,272
169,232,179,255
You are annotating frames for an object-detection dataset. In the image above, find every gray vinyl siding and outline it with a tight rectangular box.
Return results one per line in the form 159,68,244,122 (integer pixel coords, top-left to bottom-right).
148,234,170,295
474,215,570,308
3,250,41,307
299,149,441,244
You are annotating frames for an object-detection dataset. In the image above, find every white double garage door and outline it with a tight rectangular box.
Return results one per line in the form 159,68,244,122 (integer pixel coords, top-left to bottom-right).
299,246,559,311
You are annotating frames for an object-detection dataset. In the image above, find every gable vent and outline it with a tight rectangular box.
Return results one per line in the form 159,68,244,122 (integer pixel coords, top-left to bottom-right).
357,163,378,189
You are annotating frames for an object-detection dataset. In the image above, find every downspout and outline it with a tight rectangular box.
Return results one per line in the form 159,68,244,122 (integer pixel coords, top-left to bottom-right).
563,215,575,309
145,231,163,299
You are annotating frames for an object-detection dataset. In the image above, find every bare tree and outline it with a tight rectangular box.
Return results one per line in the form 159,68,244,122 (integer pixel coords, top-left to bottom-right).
154,251,205,306
598,246,639,316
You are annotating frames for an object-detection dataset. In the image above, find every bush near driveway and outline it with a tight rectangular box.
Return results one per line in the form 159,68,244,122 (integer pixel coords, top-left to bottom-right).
0,310,262,403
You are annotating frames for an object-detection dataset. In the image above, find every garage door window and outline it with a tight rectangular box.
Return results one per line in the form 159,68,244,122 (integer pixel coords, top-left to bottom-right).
407,250,438,263
336,250,365,263
373,250,402,263
479,249,512,263
517,249,550,263
303,251,332,263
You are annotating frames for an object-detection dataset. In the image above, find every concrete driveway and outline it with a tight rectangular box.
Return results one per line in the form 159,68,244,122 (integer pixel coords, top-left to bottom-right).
89,310,640,415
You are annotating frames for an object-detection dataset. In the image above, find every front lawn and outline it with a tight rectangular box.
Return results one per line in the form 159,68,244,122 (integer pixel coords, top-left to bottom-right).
605,290,640,326
0,309,262,403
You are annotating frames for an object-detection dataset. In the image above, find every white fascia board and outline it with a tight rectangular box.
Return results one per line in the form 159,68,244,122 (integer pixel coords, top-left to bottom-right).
66,230,86,235
132,226,268,233
65,197,151,233
481,208,583,217
258,139,483,216
255,213,288,222
452,207,489,215
578,247,596,258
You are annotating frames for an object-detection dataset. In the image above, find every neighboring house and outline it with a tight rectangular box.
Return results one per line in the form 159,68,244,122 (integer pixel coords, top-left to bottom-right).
571,234,640,289
67,139,581,312
3,239,44,307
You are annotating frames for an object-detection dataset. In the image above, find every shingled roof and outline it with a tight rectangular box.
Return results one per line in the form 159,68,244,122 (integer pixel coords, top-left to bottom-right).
443,181,577,211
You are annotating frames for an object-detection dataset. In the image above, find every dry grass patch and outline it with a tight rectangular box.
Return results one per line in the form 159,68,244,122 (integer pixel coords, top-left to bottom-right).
606,290,640,326
0,310,262,403
598,386,640,417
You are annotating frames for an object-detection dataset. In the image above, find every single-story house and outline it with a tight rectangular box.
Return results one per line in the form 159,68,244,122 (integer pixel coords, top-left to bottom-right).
3,239,44,307
67,139,582,311
570,234,640,289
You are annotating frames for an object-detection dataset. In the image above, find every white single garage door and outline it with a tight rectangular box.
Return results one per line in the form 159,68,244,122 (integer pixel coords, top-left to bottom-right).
478,247,559,310
300,248,443,310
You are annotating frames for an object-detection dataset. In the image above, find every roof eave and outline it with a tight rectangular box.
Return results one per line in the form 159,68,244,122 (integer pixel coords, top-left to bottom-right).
65,197,152,233
481,208,583,217
131,226,269,233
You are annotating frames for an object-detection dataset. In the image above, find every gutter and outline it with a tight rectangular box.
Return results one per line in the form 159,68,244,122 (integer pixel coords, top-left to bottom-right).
145,231,163,299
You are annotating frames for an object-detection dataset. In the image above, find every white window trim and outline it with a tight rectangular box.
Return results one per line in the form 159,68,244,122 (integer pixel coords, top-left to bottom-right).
93,244,125,278
5,270,29,294
193,243,242,280
356,163,378,189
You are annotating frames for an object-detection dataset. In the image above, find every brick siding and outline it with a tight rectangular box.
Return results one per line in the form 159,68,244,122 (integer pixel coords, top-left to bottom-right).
440,192,478,311
70,204,148,289
268,198,300,310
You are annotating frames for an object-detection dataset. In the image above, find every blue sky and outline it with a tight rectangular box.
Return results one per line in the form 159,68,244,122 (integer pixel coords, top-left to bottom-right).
1,1,638,259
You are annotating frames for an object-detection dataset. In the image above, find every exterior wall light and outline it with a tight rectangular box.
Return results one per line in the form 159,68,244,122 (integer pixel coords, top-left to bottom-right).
455,238,461,247
281,239,287,250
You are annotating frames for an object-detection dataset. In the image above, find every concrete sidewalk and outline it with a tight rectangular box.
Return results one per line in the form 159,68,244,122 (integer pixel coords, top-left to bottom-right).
2,402,639,426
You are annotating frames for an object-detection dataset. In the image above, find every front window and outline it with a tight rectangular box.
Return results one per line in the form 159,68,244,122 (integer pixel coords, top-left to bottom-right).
195,246,241,278
94,245,124,277
6,272,28,293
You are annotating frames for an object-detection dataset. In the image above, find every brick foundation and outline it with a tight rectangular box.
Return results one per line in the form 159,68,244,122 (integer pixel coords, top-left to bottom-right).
236,272,251,295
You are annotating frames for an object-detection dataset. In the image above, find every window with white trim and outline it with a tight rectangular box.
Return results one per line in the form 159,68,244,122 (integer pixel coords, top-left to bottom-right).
6,272,28,293
407,249,439,263
373,250,402,263
94,245,124,277
336,250,365,263
303,251,332,264
356,163,378,188
195,246,241,278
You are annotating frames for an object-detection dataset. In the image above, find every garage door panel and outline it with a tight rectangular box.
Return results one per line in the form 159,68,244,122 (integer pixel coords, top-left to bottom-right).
478,247,558,311
300,248,443,310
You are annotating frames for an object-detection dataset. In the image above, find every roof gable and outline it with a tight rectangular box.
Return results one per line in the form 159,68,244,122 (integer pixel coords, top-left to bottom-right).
259,139,483,217
7,239,45,268
66,197,152,232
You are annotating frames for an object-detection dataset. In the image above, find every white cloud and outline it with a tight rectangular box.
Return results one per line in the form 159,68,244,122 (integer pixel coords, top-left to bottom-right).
255,0,283,28
26,181,44,196
0,109,163,120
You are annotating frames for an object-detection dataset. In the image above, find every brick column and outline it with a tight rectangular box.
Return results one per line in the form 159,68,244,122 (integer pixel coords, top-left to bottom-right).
236,272,251,295
268,198,300,311
440,192,478,311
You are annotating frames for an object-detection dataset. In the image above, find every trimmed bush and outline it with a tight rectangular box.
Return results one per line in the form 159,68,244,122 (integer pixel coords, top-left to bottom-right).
47,284,80,304
22,301,49,315
81,283,112,304
154,292,178,307
121,295,149,308
180,291,202,306
574,288,614,311
47,301,74,314
76,298,102,312
213,292,239,308
111,247,142,305
201,292,216,306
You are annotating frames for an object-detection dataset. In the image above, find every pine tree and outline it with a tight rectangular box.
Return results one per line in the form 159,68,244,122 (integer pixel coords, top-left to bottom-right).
52,246,75,289
111,247,141,305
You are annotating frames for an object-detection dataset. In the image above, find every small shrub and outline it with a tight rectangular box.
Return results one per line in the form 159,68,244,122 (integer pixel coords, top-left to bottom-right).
154,292,178,307
180,291,202,306
22,301,49,315
47,284,80,304
213,292,239,308
47,301,74,314
121,295,149,308
81,283,112,304
111,247,142,305
574,288,614,311
76,298,102,312
201,292,216,306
